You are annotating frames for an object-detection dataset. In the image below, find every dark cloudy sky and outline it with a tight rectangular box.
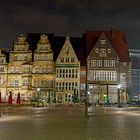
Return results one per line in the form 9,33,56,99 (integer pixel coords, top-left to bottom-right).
0,0,140,50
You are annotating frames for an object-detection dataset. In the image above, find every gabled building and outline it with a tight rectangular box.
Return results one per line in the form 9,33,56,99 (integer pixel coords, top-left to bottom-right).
86,30,131,104
0,29,131,104
55,36,80,103
7,34,32,101
0,49,7,101
33,34,55,103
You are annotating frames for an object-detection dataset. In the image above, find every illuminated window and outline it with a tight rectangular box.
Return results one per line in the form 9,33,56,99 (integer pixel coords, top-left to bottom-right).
47,67,52,73
0,67,4,72
41,54,45,60
15,67,19,73
100,48,106,53
24,56,28,61
95,48,99,53
66,58,69,62
19,55,23,60
80,83,85,90
97,60,102,66
23,79,29,86
71,58,75,62
60,57,64,62
123,62,126,66
108,48,111,53
36,54,39,60
80,71,86,78
91,60,96,66
104,60,109,67
0,59,4,63
24,66,31,73
100,39,106,44
44,44,49,50
91,70,117,81
34,80,39,87
39,46,43,50
74,82,77,89
41,80,47,87
110,60,115,67
15,80,19,87
48,80,53,87
10,80,14,86
35,67,39,73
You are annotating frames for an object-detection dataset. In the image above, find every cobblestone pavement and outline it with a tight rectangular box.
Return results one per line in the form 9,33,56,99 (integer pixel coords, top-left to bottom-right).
0,106,140,140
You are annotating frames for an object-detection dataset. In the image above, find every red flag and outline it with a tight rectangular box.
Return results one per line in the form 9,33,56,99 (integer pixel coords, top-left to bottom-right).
8,92,12,104
17,92,21,104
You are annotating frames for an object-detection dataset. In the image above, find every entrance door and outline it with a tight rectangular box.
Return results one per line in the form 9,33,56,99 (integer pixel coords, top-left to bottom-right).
58,94,62,103
104,94,107,104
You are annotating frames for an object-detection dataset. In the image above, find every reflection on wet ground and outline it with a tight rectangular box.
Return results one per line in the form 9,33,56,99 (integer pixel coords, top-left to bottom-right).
0,106,140,140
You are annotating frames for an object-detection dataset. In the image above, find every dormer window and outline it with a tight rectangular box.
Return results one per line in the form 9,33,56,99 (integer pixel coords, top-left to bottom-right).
71,58,75,62
40,46,43,50
100,39,106,44
0,59,4,63
66,58,69,62
100,48,106,53
123,62,126,66
108,48,111,53
95,48,99,53
66,47,69,54
60,58,64,62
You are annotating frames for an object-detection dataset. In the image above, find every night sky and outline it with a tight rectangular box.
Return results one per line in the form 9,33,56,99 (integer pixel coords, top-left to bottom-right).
0,0,140,50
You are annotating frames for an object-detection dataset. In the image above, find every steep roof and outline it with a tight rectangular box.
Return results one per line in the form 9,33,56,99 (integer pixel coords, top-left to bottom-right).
50,36,86,65
26,30,130,66
27,33,86,65
85,30,130,61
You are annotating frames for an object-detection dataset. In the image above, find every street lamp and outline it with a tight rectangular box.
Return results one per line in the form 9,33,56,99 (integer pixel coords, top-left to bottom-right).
84,91,90,118
117,84,121,108
47,90,51,105
37,88,40,107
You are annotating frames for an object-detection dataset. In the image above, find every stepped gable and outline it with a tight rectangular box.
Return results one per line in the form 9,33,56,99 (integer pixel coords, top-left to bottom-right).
85,30,130,62
26,33,86,65
27,33,54,52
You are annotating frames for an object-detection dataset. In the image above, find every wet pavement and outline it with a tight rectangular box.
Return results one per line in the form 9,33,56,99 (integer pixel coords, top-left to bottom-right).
0,106,140,140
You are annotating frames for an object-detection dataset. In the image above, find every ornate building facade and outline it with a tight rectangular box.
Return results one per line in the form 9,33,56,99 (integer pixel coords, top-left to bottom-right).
0,49,7,101
55,36,80,103
33,34,55,103
7,34,32,101
0,29,131,104
86,31,131,104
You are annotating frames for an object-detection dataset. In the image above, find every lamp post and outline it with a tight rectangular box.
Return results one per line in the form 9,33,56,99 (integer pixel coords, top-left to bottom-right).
47,90,51,105
37,88,40,107
84,91,90,117
117,84,121,108
73,88,78,103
